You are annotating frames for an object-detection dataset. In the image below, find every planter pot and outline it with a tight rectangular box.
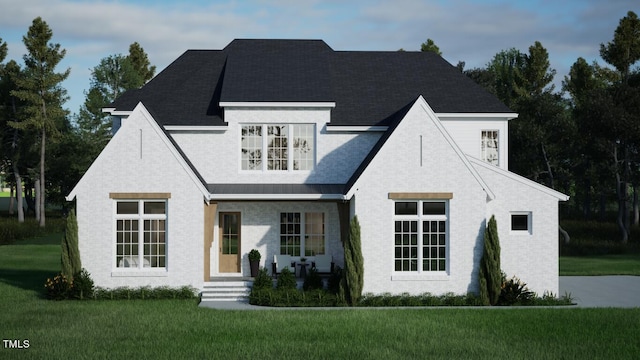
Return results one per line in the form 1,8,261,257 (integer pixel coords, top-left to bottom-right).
250,260,259,277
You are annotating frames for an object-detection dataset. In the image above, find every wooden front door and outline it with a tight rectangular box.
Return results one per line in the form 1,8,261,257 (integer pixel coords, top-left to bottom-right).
219,212,241,273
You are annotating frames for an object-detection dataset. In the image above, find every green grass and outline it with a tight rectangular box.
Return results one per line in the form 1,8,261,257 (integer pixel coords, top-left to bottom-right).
1,234,639,359
560,254,640,275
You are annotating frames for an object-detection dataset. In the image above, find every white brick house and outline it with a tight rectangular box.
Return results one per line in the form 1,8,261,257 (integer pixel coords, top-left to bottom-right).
66,39,567,296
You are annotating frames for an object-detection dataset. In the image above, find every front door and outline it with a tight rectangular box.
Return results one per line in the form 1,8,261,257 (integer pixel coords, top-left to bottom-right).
219,212,241,273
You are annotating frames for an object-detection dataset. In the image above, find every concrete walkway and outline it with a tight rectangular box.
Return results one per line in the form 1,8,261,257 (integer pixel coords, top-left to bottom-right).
559,276,640,308
199,276,640,310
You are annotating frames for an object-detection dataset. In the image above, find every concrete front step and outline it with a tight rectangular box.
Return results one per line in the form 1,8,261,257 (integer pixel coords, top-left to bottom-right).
201,278,253,302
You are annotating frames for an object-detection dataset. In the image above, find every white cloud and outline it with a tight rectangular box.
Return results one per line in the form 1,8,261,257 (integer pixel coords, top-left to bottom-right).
0,0,636,113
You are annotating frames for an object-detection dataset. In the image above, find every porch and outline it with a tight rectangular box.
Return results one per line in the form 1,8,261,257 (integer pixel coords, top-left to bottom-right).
202,198,350,282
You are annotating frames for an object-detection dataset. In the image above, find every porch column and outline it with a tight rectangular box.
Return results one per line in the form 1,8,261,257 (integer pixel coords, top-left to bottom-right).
203,201,218,281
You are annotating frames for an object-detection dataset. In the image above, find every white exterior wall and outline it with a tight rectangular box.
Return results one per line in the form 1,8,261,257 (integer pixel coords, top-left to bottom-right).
350,100,489,296
72,105,205,290
441,118,509,170
474,161,561,295
211,201,343,277
170,107,381,184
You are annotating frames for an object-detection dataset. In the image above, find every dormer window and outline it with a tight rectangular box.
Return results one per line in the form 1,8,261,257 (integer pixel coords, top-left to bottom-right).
241,124,315,171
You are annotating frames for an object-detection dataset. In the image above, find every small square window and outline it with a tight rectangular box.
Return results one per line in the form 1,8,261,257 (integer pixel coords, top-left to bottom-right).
511,213,531,233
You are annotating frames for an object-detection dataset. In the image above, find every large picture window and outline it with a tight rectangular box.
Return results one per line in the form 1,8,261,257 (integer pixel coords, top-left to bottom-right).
115,200,167,269
394,201,448,273
280,212,325,256
241,124,315,171
481,130,499,166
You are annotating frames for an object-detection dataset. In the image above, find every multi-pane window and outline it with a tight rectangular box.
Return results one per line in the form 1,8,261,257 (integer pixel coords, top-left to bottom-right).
115,200,166,269
241,124,315,171
481,130,499,166
279,212,325,256
241,125,263,170
293,124,314,171
394,201,448,273
267,125,288,170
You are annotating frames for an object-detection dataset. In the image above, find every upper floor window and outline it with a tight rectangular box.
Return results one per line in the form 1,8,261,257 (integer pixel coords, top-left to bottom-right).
481,130,499,166
241,124,315,171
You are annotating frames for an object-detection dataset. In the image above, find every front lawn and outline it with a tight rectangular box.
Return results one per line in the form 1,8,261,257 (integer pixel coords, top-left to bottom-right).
1,234,639,359
560,254,640,276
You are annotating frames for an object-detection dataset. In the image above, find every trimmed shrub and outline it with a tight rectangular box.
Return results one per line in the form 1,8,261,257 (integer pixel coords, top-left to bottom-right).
479,215,501,305
61,209,81,279
68,268,94,300
276,267,296,289
327,266,343,294
252,266,273,290
344,216,364,305
91,286,198,300
303,267,323,291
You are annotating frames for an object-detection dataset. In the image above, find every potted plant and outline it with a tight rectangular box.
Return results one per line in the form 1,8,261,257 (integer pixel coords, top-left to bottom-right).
248,249,261,277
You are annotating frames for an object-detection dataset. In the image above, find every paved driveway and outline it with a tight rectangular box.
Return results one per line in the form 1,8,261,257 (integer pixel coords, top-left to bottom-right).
559,276,640,308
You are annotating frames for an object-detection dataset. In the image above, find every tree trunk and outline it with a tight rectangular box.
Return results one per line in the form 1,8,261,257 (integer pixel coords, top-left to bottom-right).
39,126,46,227
34,179,40,222
12,163,24,223
542,143,571,244
599,191,606,222
559,225,570,244
634,185,639,226
583,178,591,221
9,186,15,215
614,145,629,243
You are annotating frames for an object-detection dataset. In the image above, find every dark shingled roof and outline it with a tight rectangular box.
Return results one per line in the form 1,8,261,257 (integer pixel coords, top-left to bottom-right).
109,39,512,127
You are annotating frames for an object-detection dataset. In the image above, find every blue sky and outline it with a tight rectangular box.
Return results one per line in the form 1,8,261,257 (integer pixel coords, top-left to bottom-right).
0,0,637,114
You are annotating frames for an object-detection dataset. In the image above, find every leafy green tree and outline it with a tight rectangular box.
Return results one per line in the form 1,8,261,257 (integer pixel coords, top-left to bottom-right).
564,58,617,221
61,209,81,278
127,42,156,86
0,59,27,222
74,43,156,178
420,38,442,56
9,17,70,227
479,215,501,305
592,11,640,243
486,48,525,109
75,55,132,152
600,11,640,83
344,216,364,305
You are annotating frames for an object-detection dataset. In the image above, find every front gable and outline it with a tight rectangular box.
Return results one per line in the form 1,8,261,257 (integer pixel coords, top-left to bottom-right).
348,96,495,295
67,103,209,202
346,96,494,200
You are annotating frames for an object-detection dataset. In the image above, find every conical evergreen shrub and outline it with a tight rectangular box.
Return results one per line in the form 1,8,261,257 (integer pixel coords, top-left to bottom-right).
61,209,81,279
479,215,501,305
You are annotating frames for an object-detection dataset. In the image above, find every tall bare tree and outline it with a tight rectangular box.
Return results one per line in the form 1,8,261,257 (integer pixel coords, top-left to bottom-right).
9,17,69,227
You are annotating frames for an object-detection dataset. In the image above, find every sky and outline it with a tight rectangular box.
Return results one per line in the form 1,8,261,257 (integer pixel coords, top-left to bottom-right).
0,0,637,115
